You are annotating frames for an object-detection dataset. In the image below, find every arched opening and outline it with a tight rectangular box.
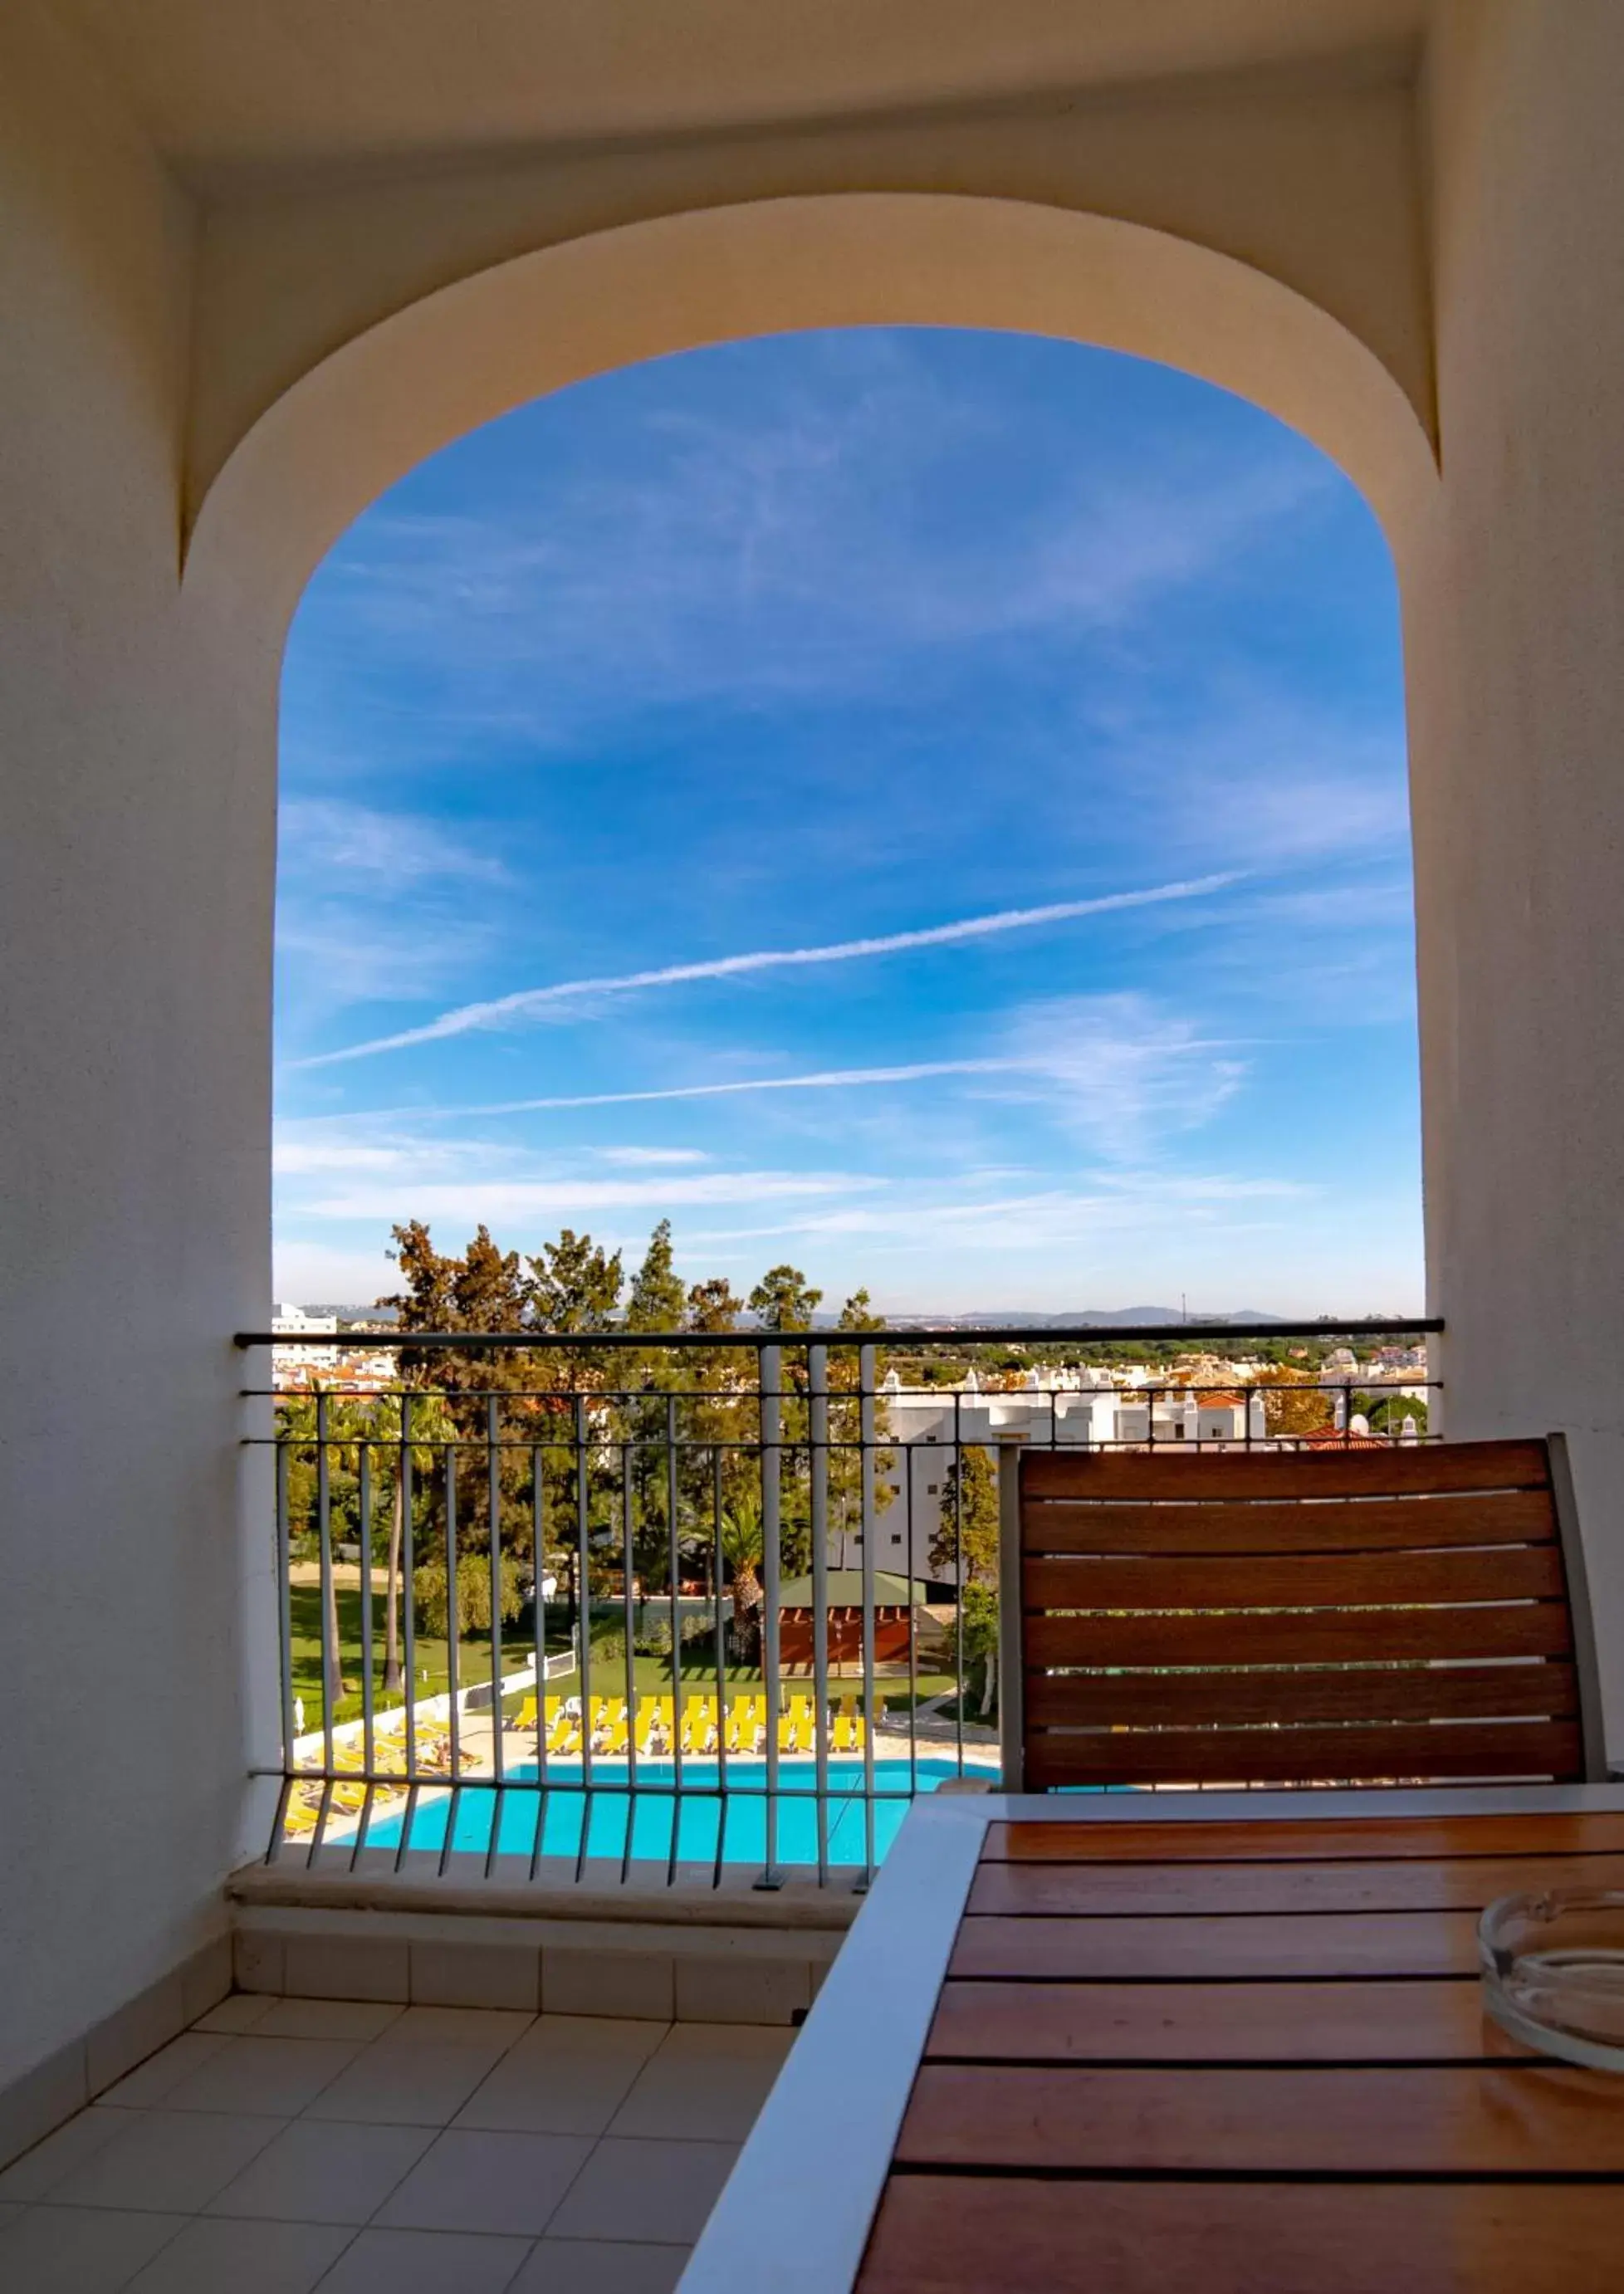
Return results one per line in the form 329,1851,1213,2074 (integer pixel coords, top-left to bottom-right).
185,193,1436,641
274,321,1419,1323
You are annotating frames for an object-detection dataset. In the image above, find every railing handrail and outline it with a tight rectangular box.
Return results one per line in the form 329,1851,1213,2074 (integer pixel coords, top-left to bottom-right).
239,1315,1442,1349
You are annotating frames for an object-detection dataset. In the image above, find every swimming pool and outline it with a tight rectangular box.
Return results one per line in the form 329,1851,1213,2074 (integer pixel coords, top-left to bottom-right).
351,1756,995,1870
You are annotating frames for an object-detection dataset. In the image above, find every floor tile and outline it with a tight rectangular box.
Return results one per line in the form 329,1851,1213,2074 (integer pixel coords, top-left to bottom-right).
545,2138,738,2246
192,1994,278,2035
48,2106,287,2213
253,2000,404,2042
312,2224,536,2293
0,2106,129,2200
375,2128,594,2237
372,2006,535,2050
511,2241,689,2293
511,2018,669,2065
0,2203,187,2292
609,2025,791,2142
206,2118,437,2224
302,2043,503,2126
161,2036,363,2115
655,2023,794,2067
456,2021,664,2137
125,2214,355,2293
95,2032,233,2108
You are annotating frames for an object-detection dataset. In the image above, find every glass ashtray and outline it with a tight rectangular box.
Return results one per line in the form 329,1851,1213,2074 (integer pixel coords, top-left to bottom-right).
1479,1890,1624,2072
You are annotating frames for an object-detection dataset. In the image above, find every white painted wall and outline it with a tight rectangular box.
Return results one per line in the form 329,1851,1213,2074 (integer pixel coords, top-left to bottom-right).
0,3,280,2095
1410,0,1624,1744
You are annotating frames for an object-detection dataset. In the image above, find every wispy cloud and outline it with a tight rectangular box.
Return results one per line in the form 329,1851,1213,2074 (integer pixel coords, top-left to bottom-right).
597,1146,711,1167
281,799,507,887
302,1171,884,1221
994,995,1249,1162
288,874,1245,1068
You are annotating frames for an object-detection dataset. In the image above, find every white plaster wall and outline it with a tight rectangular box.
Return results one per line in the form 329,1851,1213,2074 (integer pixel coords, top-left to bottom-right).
0,2,280,2092
1411,0,1624,1753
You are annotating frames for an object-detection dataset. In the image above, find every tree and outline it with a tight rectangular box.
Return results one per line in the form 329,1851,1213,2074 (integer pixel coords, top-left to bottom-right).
955,1581,1000,1719
1254,1365,1334,1438
526,1227,623,1336
1363,1390,1429,1437
413,1549,526,1641
929,1443,1000,1587
748,1265,822,1331
719,1489,766,1652
625,1218,686,1332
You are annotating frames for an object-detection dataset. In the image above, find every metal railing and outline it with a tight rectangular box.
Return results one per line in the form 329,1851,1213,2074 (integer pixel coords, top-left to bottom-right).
238,1317,1442,1890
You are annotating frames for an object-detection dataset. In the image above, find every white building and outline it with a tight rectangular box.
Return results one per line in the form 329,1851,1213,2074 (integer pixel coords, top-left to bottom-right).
270,1302,340,1384
856,1380,1264,1586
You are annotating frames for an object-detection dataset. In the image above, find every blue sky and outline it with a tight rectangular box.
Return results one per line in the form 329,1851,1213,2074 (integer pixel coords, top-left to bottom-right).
274,327,1421,1314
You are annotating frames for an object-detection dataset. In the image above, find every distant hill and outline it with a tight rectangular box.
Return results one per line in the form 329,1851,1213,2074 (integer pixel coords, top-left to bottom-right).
297,1302,1286,1332
878,1308,1284,1331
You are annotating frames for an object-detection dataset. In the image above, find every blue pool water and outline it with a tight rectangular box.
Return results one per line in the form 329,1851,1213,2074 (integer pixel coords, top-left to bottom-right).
354,1757,995,1870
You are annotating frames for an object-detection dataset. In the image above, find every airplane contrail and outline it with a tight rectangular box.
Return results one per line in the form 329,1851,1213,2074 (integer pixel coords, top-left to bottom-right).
289,872,1246,1069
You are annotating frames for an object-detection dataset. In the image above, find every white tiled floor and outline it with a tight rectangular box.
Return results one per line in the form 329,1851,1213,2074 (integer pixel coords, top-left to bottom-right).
0,1998,794,2292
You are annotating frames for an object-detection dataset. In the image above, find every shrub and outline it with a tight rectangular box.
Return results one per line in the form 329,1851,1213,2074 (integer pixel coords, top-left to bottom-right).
413,1552,526,1639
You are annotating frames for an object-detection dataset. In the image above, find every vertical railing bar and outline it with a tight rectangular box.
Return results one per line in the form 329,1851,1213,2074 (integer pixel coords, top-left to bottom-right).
858,1340,878,1892
487,1396,506,1856
810,1341,830,1887
444,1442,461,1782
316,1391,337,1784
620,1438,638,1886
308,1778,335,1870
667,1391,682,1887
1344,1380,1355,1448
712,1441,727,1890
352,1440,376,1869
575,1393,593,1886
905,1443,917,1804
438,1440,461,1880
401,1392,418,1788
275,1436,295,1778
952,1387,965,1779
527,1440,559,1887
758,1343,783,1889
394,1780,420,1874
266,1774,292,1866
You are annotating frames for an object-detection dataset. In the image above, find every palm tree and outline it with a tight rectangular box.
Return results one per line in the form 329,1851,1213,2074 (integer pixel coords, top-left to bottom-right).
719,1489,766,1656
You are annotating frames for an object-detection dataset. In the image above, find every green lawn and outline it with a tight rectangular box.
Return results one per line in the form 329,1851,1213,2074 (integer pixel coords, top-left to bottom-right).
289,1586,956,1727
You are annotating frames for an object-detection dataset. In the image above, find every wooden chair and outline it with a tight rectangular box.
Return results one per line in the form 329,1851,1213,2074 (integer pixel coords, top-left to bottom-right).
1000,1436,1606,1791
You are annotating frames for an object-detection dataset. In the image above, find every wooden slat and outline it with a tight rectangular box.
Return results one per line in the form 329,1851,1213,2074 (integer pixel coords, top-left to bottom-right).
927,1977,1513,2062
1023,1544,1565,1610
986,1811,1624,1861
965,1847,1624,1919
1022,1718,1582,1788
1025,1602,1573,1668
1024,1659,1578,1729
951,1908,1480,1979
1025,1487,1555,1553
1023,1440,1551,1501
858,2179,1624,2294
895,2061,1624,2175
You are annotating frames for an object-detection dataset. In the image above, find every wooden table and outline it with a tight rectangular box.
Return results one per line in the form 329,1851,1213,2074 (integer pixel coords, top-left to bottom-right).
680,1787,1624,2293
